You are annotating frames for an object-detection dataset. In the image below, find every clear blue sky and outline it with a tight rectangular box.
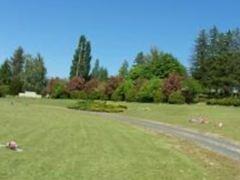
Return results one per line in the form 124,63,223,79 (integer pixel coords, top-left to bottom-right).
0,0,239,78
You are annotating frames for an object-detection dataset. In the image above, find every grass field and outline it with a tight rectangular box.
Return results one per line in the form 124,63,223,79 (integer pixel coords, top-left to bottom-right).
0,98,240,179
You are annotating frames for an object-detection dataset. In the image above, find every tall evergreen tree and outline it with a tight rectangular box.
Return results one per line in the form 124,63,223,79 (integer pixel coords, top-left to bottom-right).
91,59,108,81
209,26,220,57
0,59,12,85
10,47,25,94
134,52,146,65
11,47,25,77
191,29,209,86
118,60,129,78
91,59,100,79
70,35,92,80
23,54,47,93
98,67,108,81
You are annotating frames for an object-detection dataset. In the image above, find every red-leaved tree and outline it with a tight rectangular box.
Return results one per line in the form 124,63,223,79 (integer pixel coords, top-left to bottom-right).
105,76,123,99
67,76,85,91
163,73,183,97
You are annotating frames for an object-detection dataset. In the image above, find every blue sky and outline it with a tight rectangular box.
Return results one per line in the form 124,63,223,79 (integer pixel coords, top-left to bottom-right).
0,0,239,78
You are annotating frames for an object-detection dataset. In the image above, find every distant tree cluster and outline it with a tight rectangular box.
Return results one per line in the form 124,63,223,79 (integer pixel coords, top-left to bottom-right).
0,47,47,96
48,40,198,104
191,26,240,97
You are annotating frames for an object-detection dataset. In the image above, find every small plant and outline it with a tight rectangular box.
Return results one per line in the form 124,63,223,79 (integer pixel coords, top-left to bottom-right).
68,100,127,113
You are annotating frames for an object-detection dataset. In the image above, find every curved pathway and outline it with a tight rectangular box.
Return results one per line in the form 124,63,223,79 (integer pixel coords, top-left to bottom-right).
89,112,240,161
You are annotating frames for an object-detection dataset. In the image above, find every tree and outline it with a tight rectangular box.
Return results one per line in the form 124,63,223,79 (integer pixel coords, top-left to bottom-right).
70,35,92,80
134,52,146,65
191,29,209,85
67,76,85,91
91,59,108,81
11,47,25,77
129,48,186,80
163,73,183,99
23,54,47,93
91,59,100,79
118,60,129,78
98,67,108,81
0,59,12,85
10,47,25,94
191,27,240,96
105,76,123,99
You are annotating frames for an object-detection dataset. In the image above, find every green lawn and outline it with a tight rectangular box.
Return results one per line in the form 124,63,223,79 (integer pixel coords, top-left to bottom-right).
0,98,239,179
122,102,240,141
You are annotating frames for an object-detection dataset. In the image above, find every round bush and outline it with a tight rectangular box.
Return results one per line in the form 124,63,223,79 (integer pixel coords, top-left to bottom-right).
153,91,166,103
168,91,185,104
70,91,87,99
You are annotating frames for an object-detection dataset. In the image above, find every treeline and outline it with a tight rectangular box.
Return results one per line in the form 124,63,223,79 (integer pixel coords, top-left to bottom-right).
0,47,47,96
1,26,240,104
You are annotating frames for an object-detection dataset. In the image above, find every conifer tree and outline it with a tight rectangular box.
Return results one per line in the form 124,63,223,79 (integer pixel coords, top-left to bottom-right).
70,35,92,80
0,59,12,85
118,60,129,78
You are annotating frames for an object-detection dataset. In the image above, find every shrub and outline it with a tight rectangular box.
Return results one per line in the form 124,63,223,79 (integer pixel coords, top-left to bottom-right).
105,76,123,99
0,85,10,97
68,100,127,113
111,79,136,101
67,77,85,91
47,78,69,98
84,79,99,93
111,86,124,101
125,88,137,102
182,78,202,103
163,73,182,98
70,91,87,99
136,78,163,102
168,91,185,104
206,98,240,106
136,82,153,102
51,83,69,99
153,90,166,103
87,90,102,100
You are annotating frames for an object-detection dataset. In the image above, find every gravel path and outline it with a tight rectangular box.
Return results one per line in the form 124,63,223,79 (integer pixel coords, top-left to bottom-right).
89,112,240,161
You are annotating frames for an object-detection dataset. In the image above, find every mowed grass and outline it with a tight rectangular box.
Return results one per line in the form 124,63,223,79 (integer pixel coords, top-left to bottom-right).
122,102,240,141
0,98,239,180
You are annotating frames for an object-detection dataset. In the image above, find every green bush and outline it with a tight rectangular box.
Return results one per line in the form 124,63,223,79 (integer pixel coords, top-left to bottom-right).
111,85,124,101
168,91,185,104
70,91,87,99
68,100,127,113
153,90,166,103
125,88,137,102
206,98,240,107
51,84,69,99
87,91,102,100
137,78,163,102
111,79,137,102
0,85,10,97
182,78,202,103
